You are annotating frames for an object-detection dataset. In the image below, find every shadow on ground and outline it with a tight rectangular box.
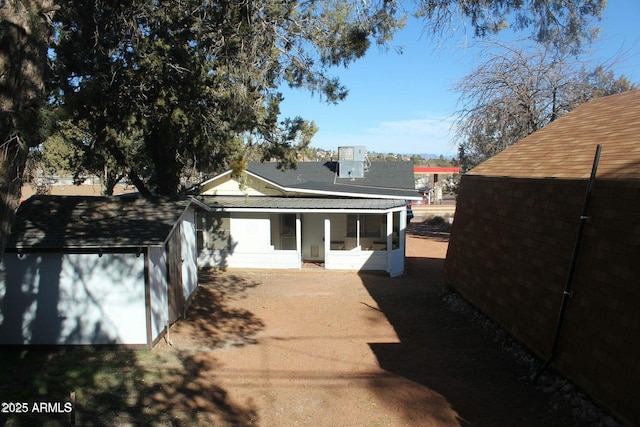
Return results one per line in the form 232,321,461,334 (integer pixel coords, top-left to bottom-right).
360,253,577,427
0,270,264,426
167,269,265,350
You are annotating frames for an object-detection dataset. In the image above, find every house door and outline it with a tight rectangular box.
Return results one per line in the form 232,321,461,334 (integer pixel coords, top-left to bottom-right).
166,226,185,324
301,214,325,262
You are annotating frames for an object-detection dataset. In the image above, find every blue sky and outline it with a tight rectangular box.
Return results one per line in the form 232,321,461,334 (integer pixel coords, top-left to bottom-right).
278,1,640,157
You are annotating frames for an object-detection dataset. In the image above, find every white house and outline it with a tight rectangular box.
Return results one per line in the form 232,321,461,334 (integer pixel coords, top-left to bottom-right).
0,195,208,347
193,147,421,276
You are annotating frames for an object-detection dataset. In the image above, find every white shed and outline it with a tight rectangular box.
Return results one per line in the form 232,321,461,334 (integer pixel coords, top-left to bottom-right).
0,195,207,348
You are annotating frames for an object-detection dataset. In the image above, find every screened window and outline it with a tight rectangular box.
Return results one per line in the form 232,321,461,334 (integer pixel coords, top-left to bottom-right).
347,214,384,238
279,214,297,250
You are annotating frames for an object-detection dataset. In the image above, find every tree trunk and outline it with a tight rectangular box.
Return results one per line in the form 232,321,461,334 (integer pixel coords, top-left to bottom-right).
0,1,57,257
105,142,153,197
0,136,28,252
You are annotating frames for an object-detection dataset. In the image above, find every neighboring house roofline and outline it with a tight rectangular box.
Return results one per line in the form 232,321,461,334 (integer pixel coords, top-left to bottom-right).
189,169,234,193
195,162,421,200
414,166,460,174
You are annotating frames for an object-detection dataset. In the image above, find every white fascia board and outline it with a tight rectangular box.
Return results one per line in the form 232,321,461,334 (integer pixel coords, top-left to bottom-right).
186,196,211,212
198,170,233,188
272,186,422,200
209,206,406,214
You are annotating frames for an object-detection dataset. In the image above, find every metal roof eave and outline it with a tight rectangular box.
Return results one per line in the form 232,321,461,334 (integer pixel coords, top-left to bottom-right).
208,206,407,214
199,196,410,213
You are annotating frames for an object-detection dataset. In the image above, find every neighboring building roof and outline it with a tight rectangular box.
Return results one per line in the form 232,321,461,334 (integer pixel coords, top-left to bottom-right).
199,196,408,211
248,160,414,188
414,166,460,174
6,195,205,251
468,90,640,180
196,161,420,200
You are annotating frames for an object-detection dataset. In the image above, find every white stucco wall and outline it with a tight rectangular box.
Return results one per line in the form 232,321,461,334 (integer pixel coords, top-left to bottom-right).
325,250,388,271
231,214,273,252
0,252,146,345
195,208,406,274
197,212,301,269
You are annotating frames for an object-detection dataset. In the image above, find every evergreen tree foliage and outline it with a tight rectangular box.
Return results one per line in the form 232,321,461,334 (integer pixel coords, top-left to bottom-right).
49,0,403,195
0,0,608,253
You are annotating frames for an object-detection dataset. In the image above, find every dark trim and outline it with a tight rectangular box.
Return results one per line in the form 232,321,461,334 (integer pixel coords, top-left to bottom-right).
183,285,200,319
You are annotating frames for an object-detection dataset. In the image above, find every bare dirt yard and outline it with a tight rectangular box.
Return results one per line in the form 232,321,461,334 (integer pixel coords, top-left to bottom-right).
1,222,620,426
148,222,618,427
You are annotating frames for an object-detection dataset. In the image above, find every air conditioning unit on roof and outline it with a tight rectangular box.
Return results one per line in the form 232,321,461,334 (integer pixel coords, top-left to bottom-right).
338,146,366,162
338,146,367,178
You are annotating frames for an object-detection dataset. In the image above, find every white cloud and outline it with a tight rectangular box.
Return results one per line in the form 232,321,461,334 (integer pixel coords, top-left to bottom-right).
366,115,454,137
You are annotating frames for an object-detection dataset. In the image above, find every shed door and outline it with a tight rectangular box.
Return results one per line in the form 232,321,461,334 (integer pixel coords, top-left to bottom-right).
167,225,185,324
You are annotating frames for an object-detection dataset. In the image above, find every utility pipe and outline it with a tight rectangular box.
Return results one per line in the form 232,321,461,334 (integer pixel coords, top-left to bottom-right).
532,144,602,383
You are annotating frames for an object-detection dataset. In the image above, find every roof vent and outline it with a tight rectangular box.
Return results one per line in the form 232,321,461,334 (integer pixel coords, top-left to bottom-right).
338,146,367,178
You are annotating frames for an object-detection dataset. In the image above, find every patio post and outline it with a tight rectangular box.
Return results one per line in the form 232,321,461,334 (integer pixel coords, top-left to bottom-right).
296,214,302,269
386,211,393,273
324,217,331,269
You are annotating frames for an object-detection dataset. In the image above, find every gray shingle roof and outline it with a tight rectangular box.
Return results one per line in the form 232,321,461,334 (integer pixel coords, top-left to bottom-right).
199,196,407,210
246,161,419,199
6,195,200,251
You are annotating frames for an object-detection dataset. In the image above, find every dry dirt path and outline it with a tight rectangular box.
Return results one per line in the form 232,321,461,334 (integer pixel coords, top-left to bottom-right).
157,224,603,426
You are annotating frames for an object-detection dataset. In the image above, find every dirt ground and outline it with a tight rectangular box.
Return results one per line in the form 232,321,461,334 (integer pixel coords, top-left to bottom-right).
155,223,615,427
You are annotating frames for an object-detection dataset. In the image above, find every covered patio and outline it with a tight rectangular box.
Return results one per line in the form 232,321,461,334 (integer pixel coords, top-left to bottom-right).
196,196,408,276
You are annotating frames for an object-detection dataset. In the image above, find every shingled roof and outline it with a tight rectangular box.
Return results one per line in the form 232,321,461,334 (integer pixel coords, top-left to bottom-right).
6,195,204,251
246,161,419,199
468,90,640,180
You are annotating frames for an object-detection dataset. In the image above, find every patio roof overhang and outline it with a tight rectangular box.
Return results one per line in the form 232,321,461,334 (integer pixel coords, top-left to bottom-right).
198,196,408,214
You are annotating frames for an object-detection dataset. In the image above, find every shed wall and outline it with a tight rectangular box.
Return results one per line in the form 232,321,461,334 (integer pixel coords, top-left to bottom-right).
0,253,147,345
148,246,168,342
180,210,198,303
445,174,640,425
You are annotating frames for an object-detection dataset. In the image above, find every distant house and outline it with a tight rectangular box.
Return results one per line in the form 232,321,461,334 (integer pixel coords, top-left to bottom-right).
0,195,207,347
445,91,640,425
193,147,420,276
